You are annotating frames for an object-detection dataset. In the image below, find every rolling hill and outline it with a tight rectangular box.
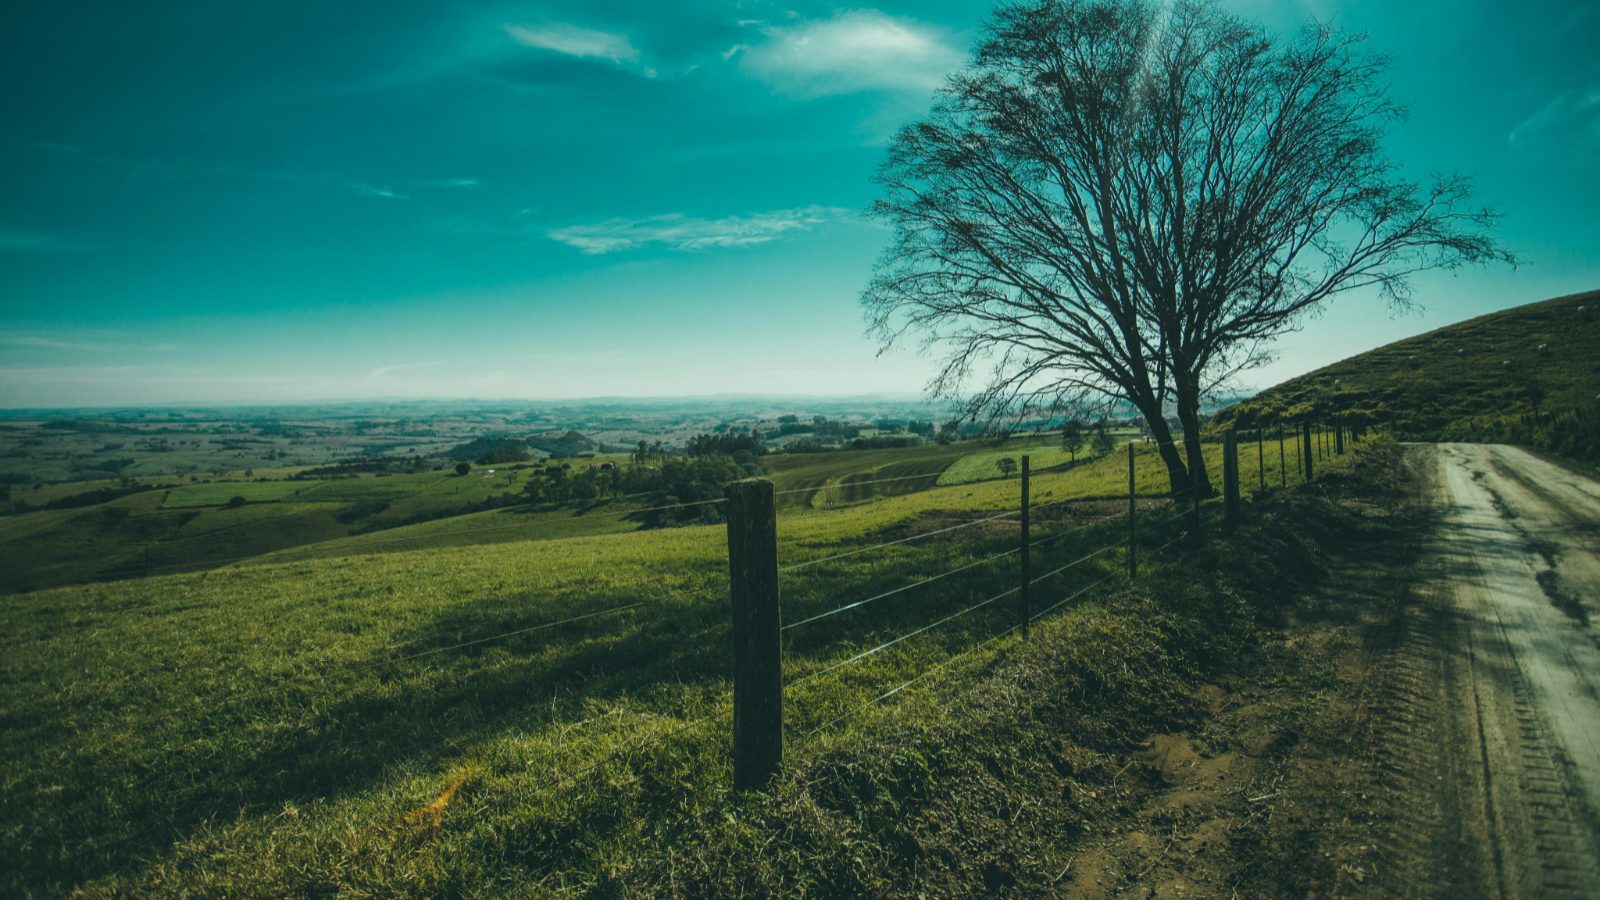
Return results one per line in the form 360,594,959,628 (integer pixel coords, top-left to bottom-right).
1,435,1298,894
1216,288,1600,440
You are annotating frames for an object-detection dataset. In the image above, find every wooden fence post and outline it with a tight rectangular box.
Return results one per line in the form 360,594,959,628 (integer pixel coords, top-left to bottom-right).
1302,423,1314,482
1223,429,1240,528
1257,430,1265,491
725,478,781,791
1278,425,1286,487
1335,417,1345,455
1020,455,1031,639
1127,442,1137,580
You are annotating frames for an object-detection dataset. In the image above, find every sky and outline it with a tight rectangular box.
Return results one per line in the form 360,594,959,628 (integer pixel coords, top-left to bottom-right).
1,0,1596,408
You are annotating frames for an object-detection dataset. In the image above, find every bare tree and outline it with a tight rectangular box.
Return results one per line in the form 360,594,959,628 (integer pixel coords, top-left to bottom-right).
864,0,1510,495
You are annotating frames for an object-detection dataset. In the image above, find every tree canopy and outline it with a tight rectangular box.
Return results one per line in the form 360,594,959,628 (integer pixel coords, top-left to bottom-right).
865,0,1510,495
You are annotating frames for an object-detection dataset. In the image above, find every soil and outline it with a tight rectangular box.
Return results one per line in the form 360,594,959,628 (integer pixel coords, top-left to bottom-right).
1050,443,1600,898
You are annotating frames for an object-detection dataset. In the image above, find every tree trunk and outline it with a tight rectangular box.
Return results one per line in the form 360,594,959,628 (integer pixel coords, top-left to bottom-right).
1133,397,1191,498
1174,392,1214,498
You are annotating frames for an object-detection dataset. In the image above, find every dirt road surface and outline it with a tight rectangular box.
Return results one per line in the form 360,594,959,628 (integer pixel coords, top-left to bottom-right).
1392,443,1600,897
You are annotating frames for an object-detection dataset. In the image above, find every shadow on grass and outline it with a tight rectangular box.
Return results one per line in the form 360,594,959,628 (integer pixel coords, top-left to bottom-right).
12,502,1181,892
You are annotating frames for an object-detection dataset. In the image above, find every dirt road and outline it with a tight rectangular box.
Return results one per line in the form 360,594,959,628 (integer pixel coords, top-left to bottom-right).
1388,443,1600,897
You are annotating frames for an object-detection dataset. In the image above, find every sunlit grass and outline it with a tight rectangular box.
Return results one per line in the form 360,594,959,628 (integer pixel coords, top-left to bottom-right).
0,432,1372,893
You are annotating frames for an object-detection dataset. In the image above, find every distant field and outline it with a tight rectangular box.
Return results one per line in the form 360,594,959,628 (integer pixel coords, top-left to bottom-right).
761,442,971,507
161,481,314,507
0,428,1360,894
0,430,1330,594
936,430,1138,486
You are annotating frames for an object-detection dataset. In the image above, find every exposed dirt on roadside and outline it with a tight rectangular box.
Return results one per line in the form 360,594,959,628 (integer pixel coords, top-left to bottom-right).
1052,443,1600,898
1054,492,1418,898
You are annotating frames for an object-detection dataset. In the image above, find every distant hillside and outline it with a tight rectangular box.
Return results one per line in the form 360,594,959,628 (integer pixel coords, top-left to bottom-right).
1217,289,1600,439
529,429,597,457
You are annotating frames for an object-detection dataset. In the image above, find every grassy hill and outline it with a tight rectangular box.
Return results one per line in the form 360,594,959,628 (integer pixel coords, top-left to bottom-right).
0,432,1338,894
1215,288,1600,439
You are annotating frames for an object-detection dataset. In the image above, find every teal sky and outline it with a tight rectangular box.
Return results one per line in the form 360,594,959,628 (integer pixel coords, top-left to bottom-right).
1,0,1596,408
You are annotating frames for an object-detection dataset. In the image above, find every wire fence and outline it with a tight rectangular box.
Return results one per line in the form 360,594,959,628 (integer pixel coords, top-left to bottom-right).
53,419,1365,798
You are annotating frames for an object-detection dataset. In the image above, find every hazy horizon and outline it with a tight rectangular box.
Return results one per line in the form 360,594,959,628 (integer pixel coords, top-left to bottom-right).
4,0,1597,408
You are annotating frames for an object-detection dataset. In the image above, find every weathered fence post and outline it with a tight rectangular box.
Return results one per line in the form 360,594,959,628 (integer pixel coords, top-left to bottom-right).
1278,425,1286,487
1335,417,1345,455
1020,455,1031,639
1256,430,1264,491
1302,423,1314,482
1127,442,1137,580
725,478,781,791
1223,429,1240,528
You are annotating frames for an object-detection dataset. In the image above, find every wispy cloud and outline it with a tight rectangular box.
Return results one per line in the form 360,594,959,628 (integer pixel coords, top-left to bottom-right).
348,182,409,200
505,23,654,76
17,139,476,203
367,361,440,378
548,206,849,254
1,335,104,351
0,330,181,353
738,10,963,98
1508,83,1600,148
415,178,481,189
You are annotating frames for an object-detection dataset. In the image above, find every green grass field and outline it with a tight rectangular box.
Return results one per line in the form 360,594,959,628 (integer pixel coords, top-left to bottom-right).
161,480,316,507
1217,288,1600,436
936,430,1137,485
0,427,1370,893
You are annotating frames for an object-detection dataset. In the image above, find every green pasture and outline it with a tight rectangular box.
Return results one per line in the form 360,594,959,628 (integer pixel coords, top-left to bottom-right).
935,429,1139,486
161,480,315,508
761,442,970,506
0,429,1372,893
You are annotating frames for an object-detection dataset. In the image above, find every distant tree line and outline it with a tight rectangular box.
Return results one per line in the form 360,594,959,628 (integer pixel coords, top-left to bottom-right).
291,455,442,479
445,436,533,464
683,430,766,459
7,481,176,513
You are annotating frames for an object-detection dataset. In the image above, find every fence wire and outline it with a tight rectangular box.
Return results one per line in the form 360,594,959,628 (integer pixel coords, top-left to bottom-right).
350,599,652,673
781,546,1017,632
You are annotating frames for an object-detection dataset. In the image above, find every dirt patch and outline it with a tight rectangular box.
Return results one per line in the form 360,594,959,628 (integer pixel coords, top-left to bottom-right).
1050,457,1432,897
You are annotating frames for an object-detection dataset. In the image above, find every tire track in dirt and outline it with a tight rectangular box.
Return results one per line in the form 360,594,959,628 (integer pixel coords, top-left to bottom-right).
1371,444,1600,898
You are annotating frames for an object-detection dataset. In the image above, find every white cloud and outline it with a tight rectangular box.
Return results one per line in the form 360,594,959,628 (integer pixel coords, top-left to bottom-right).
548,206,849,254
738,10,963,97
417,178,481,189
2,335,103,351
1508,83,1600,148
348,183,409,200
505,23,640,65
368,361,441,379
0,331,181,353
